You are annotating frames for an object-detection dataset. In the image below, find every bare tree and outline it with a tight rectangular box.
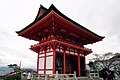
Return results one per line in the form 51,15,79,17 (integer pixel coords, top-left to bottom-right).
93,52,113,69
92,52,120,79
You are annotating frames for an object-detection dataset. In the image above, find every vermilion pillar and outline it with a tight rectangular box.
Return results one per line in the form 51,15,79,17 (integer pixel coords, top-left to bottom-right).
63,51,66,74
37,52,40,74
53,49,56,74
44,50,46,74
78,53,80,76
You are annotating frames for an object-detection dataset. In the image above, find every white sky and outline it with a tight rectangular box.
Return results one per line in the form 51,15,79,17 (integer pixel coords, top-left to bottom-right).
0,0,120,69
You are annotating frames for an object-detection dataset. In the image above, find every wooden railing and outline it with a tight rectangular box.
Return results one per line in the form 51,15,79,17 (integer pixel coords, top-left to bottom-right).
22,71,77,80
21,71,103,80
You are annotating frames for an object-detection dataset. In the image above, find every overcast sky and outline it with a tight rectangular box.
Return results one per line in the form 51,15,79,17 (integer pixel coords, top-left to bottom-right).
0,0,120,69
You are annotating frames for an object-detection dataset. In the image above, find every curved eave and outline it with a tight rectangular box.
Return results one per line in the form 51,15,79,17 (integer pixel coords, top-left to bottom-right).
30,39,92,55
16,10,53,37
48,5,104,40
16,4,104,43
52,10,104,44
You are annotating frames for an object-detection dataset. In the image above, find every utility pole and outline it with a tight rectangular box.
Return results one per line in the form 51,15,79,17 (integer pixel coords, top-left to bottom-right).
19,61,22,80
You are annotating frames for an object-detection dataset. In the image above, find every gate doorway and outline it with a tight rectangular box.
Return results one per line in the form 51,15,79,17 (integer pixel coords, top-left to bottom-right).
71,56,78,76
56,53,63,74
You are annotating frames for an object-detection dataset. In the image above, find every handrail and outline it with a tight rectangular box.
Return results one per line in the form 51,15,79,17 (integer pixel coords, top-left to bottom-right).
22,71,77,80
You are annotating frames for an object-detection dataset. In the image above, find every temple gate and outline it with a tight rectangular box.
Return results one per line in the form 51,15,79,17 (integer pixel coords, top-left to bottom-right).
16,4,104,76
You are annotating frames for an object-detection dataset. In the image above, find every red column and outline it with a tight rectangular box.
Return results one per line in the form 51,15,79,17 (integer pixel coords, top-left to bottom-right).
78,53,80,76
53,49,56,74
44,50,46,74
63,51,66,74
36,52,40,74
